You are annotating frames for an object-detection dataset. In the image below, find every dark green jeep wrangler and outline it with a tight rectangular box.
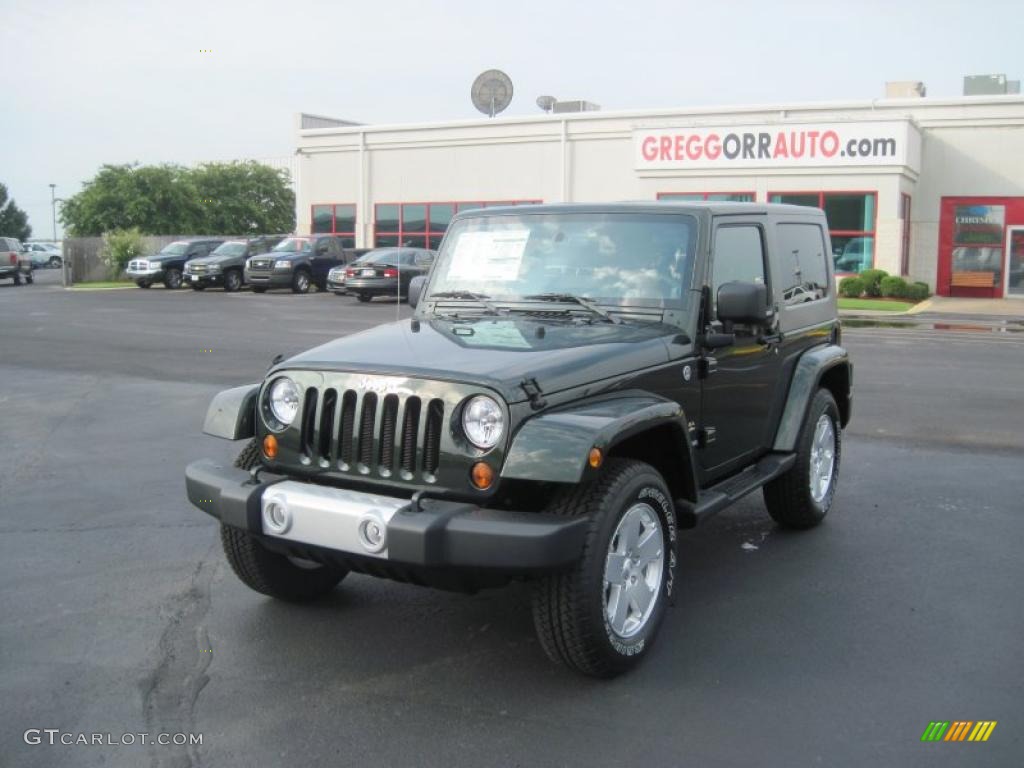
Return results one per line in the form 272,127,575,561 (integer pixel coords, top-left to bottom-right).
186,202,852,677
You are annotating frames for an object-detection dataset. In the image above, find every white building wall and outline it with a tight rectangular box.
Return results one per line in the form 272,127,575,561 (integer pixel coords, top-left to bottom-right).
295,96,1024,289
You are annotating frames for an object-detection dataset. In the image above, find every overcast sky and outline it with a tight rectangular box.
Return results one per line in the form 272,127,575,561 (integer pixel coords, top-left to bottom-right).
1,0,1020,238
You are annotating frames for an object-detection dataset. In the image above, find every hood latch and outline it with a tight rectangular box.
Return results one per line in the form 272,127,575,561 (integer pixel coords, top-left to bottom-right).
521,378,547,411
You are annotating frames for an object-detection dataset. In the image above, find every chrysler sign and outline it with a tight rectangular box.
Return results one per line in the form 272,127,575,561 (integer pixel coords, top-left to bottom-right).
634,120,919,171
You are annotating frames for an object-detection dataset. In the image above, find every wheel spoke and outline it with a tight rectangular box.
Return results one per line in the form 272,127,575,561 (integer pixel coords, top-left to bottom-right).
630,580,655,617
604,553,628,585
636,528,662,567
608,584,629,630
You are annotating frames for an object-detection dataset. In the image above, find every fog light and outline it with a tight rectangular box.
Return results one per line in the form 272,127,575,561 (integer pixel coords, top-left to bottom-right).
358,515,387,553
263,499,291,534
588,447,604,468
263,434,278,459
471,461,494,490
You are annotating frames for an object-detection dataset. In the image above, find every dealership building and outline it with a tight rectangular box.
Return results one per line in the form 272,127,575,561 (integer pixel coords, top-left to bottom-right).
293,92,1024,299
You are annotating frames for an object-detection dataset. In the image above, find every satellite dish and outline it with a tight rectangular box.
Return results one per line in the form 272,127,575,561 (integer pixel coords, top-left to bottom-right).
471,70,514,117
536,95,557,113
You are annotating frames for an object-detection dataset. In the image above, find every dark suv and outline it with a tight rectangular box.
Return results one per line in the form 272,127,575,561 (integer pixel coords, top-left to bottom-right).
126,238,224,289
184,236,284,292
187,203,852,677
244,235,354,294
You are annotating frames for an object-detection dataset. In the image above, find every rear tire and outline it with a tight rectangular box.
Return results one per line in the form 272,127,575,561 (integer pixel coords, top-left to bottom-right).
48,256,61,268
24,271,33,284
164,268,182,289
356,292,371,303
136,280,151,289
763,389,841,529
13,272,22,286
532,458,677,677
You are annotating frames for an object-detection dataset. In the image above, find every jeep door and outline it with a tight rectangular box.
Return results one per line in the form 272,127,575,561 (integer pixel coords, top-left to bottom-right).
698,218,785,480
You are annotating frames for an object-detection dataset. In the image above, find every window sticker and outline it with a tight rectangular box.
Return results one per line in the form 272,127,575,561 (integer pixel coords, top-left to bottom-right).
447,230,529,281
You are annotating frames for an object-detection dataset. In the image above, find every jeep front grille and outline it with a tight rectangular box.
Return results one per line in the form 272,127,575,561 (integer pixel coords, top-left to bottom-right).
298,386,445,481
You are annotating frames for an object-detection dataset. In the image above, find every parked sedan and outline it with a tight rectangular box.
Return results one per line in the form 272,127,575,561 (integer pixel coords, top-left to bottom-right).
343,248,435,302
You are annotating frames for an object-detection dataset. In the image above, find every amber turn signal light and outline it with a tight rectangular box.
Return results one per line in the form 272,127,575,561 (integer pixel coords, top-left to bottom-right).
588,447,603,469
471,461,494,490
262,434,278,459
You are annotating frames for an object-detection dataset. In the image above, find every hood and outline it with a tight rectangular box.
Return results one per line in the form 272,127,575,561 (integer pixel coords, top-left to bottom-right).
276,315,680,403
190,254,236,266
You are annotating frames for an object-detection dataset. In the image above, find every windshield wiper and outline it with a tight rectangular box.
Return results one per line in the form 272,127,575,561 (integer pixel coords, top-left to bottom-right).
429,290,506,315
520,293,621,324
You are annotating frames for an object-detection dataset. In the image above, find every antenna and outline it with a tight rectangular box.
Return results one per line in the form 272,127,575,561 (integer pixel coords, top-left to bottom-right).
471,70,514,117
536,95,557,113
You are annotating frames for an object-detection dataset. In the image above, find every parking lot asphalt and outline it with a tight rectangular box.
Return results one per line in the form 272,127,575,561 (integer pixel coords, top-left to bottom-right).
2,269,1022,768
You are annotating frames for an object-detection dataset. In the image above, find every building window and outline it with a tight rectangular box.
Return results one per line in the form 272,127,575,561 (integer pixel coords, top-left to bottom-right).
658,192,755,202
374,200,540,249
311,204,356,247
769,192,877,273
900,193,912,276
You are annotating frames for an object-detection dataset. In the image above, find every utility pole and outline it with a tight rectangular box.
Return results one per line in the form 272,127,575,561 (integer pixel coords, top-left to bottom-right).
49,183,57,242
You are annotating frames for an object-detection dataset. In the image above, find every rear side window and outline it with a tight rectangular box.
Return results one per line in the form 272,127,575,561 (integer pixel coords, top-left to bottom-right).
776,223,829,305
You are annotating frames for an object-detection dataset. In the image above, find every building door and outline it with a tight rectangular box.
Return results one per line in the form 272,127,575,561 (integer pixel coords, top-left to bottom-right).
1005,227,1024,298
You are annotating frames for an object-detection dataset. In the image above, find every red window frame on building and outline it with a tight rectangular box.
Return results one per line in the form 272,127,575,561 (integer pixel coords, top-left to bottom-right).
310,204,357,247
657,192,756,202
769,191,878,275
373,200,541,249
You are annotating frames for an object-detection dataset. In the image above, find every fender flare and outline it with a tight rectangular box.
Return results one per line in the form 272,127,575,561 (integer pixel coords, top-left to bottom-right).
773,345,852,452
501,392,697,494
202,384,259,440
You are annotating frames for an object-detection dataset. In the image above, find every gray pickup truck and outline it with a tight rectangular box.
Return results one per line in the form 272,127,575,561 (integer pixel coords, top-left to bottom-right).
0,237,33,285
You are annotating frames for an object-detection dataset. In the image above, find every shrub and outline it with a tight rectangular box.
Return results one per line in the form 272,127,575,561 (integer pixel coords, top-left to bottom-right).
102,227,146,278
838,276,865,298
880,276,909,298
906,281,931,302
859,268,889,298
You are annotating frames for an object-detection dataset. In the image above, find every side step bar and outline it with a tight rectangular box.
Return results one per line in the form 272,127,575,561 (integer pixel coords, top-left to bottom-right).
675,452,796,528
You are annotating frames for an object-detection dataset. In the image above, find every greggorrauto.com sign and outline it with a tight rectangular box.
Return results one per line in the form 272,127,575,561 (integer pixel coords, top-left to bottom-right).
634,120,920,171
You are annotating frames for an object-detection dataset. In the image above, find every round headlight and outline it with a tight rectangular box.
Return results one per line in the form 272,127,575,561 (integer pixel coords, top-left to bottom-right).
268,377,300,426
462,395,504,450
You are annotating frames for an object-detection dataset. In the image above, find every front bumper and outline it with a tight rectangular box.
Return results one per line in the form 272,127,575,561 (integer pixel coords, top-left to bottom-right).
186,272,223,286
126,266,163,279
186,458,587,571
244,269,291,288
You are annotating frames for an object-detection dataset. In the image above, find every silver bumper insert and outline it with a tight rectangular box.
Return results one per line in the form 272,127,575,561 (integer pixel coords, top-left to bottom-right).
260,480,407,559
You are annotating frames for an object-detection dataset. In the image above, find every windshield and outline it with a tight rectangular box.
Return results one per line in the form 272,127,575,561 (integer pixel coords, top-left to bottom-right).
272,238,311,253
211,242,247,257
427,212,697,307
157,242,189,256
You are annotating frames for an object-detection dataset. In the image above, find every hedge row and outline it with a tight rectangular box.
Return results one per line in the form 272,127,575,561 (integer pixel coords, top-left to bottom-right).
838,269,930,301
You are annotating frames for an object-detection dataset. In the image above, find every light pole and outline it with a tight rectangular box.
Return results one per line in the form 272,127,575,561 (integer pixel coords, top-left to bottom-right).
49,183,57,242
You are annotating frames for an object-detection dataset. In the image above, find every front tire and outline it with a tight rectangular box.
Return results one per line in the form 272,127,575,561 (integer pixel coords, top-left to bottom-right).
221,439,347,601
763,389,841,529
48,256,61,268
356,292,371,303
532,459,677,677
223,269,243,292
291,269,310,294
164,268,182,289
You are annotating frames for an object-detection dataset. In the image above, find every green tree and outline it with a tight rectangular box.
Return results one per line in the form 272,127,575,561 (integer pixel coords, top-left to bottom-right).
60,164,203,236
0,183,32,241
60,162,295,237
192,162,295,235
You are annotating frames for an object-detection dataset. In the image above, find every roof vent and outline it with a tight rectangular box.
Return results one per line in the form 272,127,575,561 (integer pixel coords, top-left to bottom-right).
551,100,600,114
885,81,926,98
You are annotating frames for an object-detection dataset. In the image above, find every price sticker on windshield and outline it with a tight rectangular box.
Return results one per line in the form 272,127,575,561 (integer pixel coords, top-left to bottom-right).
448,230,529,281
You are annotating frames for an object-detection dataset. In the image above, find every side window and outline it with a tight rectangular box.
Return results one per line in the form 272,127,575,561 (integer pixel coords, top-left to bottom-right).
711,225,767,315
776,223,829,305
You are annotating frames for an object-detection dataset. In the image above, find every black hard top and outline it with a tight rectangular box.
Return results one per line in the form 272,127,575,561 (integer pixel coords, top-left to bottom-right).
456,201,822,217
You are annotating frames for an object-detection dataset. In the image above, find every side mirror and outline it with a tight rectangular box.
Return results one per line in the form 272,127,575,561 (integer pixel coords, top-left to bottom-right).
717,281,769,325
408,275,427,309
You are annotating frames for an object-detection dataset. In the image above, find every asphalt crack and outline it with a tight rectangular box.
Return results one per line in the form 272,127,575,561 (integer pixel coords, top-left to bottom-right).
140,539,219,768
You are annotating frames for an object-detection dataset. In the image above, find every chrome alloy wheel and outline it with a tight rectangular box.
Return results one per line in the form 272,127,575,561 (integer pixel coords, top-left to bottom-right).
809,414,836,503
603,503,664,639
